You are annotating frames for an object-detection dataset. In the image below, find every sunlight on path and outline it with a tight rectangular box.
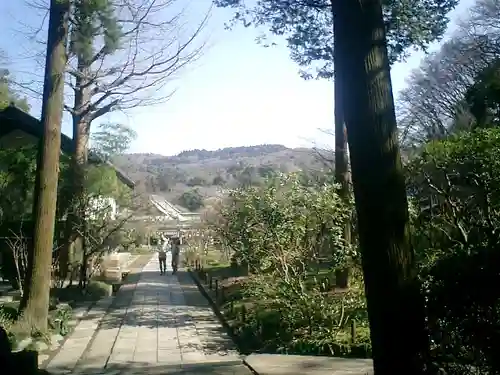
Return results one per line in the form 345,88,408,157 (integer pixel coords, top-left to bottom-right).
45,255,247,375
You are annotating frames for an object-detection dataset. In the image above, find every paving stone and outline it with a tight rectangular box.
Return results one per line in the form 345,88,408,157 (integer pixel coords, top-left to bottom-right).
133,350,157,362
45,255,249,374
38,354,50,366
34,340,49,351
46,350,81,372
108,351,134,364
158,349,182,364
71,328,96,339
181,350,206,363
113,338,136,350
77,354,108,369
51,333,65,343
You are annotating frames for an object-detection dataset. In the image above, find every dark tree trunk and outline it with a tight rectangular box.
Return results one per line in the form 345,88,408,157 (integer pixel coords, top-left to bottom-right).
20,0,70,331
332,0,351,289
335,0,429,373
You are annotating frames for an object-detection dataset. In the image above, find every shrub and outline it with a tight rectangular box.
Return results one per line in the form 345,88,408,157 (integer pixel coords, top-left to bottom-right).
213,172,369,356
214,173,354,274
407,128,500,374
86,280,113,300
230,273,369,356
0,305,18,322
48,304,73,337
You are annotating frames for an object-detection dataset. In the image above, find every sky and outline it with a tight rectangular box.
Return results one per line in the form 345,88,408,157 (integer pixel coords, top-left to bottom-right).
0,0,475,156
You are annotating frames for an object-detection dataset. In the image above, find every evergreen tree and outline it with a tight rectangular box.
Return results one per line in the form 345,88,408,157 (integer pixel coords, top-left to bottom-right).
60,0,122,279
215,1,458,371
215,0,458,290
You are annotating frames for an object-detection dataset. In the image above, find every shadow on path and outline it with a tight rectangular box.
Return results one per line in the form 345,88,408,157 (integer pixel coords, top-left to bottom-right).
46,258,242,374
58,360,250,375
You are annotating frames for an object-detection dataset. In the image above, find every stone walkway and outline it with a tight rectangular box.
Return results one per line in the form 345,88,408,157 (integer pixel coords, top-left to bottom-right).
45,255,251,375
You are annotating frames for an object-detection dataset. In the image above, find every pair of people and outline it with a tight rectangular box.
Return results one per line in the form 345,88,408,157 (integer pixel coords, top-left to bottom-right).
158,236,180,275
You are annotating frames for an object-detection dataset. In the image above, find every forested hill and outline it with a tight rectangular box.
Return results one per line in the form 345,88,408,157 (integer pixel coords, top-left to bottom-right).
112,144,327,211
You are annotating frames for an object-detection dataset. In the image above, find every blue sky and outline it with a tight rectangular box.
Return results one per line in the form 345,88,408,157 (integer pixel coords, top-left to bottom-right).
0,0,474,156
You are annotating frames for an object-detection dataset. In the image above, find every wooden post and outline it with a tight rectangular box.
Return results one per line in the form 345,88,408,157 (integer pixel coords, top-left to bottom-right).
351,319,356,344
241,305,246,322
209,275,213,290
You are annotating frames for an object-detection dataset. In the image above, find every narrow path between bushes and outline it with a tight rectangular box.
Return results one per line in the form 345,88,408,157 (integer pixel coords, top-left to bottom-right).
44,254,250,375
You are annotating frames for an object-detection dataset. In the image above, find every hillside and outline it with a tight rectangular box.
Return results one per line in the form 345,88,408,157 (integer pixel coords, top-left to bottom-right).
113,144,329,212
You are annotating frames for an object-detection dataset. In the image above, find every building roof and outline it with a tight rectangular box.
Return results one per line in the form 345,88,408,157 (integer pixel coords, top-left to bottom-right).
0,105,135,189
149,194,201,222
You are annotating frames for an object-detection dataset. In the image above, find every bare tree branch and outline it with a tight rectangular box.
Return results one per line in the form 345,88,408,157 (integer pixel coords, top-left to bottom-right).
11,0,210,124
396,0,500,149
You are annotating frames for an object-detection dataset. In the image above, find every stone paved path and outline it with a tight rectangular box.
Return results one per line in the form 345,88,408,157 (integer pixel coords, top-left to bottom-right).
45,254,250,375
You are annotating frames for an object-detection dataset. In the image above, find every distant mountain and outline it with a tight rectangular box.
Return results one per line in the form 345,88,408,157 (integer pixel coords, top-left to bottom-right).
113,144,329,212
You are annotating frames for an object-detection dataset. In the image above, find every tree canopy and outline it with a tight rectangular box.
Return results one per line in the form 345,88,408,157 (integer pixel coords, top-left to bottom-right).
0,60,29,111
214,0,458,79
397,0,500,148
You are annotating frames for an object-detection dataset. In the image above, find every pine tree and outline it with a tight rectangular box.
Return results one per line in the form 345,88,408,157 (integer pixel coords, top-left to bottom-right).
60,0,122,280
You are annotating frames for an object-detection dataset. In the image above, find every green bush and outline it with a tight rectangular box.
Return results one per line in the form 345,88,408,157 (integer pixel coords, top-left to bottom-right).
213,173,369,357
48,304,73,337
227,274,370,356
0,304,18,322
407,128,500,374
0,310,14,338
86,280,113,300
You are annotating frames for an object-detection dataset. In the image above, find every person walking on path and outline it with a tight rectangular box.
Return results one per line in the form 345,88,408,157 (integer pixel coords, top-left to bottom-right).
171,237,180,275
158,236,168,275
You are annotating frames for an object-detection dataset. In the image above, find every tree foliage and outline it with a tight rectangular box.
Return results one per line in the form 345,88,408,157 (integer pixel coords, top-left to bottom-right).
407,128,500,374
213,173,368,354
397,0,500,148
90,123,137,162
178,189,204,212
214,173,353,274
0,68,29,112
0,147,38,222
214,0,458,79
465,60,500,127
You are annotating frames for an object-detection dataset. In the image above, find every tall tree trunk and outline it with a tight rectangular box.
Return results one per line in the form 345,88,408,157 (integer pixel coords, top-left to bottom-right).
332,1,351,289
335,1,429,373
20,0,70,331
59,61,91,282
